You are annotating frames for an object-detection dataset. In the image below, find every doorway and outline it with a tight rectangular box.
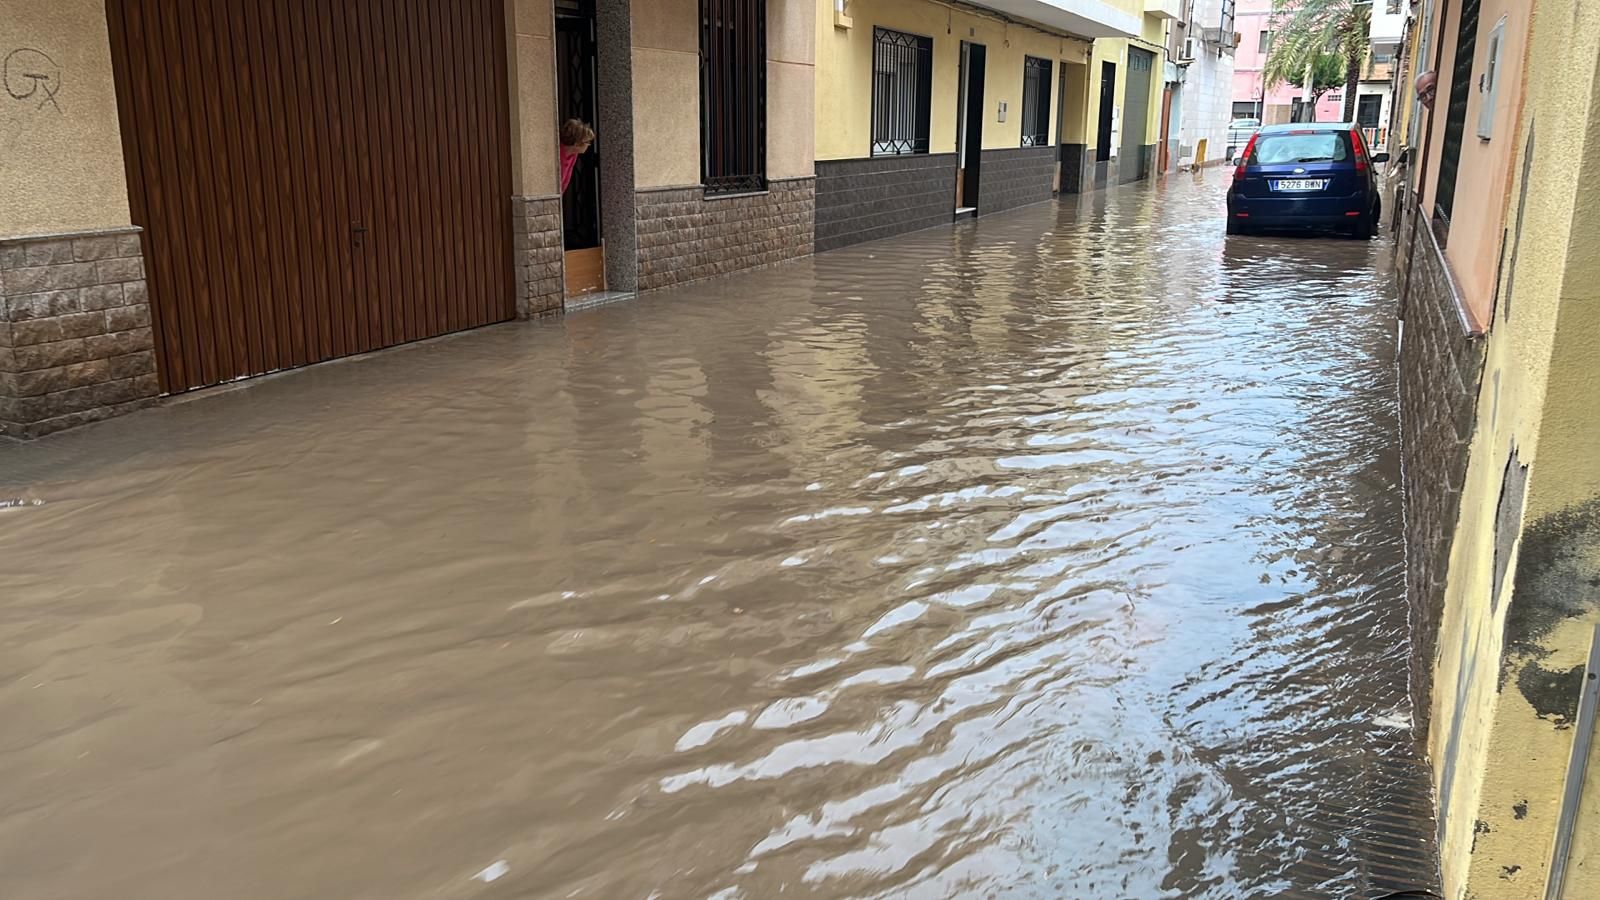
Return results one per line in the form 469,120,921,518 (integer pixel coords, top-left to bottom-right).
1058,61,1089,193
955,41,986,216
556,0,605,296
1158,85,1173,175
1096,60,1116,164
1121,48,1154,182
1054,64,1067,191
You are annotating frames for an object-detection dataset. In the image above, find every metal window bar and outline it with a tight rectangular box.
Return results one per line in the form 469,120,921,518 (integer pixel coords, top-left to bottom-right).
871,28,932,155
700,0,767,195
1021,57,1051,147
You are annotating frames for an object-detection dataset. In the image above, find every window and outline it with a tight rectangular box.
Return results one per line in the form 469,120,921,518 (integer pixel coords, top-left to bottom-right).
1020,57,1053,147
1477,17,1507,140
1248,131,1350,165
872,28,933,155
1232,101,1257,119
1258,30,1271,54
1357,93,1383,129
1220,0,1235,33
699,0,767,195
1434,0,1481,224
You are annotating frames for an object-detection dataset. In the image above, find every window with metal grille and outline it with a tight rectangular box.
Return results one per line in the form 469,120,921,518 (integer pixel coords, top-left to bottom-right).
871,27,933,155
1020,57,1052,147
1434,0,1480,227
700,0,767,195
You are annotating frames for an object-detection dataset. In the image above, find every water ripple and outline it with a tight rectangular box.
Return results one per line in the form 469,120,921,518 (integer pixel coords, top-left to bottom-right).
0,175,1429,899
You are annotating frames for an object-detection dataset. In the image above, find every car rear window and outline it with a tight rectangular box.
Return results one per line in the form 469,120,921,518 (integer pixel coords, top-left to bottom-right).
1250,132,1350,165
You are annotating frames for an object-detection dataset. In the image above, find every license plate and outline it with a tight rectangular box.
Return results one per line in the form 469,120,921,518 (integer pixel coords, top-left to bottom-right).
1272,179,1327,192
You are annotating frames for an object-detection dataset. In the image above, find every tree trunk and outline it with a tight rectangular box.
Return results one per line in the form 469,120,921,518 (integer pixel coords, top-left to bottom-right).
1343,51,1361,122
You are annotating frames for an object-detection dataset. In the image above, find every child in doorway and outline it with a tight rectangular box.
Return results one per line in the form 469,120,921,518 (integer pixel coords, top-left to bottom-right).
560,119,595,193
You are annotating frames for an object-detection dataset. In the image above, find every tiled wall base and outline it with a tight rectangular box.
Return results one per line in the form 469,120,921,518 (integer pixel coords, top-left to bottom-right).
1,229,160,439
1395,201,1487,719
815,155,956,251
635,177,815,291
512,195,565,317
977,146,1058,215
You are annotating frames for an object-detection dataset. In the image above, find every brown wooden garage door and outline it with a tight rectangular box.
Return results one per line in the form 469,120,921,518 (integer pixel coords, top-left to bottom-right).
106,0,514,394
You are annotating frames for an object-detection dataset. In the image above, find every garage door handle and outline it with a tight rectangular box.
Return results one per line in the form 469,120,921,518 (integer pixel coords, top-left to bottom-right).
351,222,368,248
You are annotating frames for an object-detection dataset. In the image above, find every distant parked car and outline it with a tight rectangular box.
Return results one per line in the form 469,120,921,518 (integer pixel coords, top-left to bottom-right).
1226,122,1390,238
1226,117,1260,159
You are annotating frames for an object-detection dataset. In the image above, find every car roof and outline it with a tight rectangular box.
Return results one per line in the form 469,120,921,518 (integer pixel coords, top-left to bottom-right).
1256,122,1354,134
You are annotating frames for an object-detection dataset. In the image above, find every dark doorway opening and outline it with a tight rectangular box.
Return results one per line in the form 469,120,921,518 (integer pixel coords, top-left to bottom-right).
956,41,986,215
1096,61,1116,162
557,0,606,296
556,0,600,251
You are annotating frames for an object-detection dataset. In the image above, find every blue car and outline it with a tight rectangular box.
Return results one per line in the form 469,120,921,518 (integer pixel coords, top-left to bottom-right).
1226,122,1389,238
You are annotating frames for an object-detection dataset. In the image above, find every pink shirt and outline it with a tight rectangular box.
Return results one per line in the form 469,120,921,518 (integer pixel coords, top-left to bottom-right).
560,145,580,193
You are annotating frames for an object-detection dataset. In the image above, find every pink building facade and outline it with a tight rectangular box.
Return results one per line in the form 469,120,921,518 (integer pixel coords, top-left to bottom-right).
1231,0,1344,123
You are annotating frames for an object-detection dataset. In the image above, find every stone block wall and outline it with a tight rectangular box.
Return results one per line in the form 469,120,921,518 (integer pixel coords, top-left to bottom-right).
1119,144,1156,185
635,177,814,291
1060,144,1088,194
1396,201,1487,715
976,147,1058,216
814,155,957,252
1,230,161,440
512,196,565,317
1092,151,1115,192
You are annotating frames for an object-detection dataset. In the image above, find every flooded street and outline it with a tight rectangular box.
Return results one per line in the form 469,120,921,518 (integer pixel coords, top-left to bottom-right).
0,175,1434,898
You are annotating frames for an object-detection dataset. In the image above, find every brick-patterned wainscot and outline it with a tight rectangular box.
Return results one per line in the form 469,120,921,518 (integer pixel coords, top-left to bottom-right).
1396,202,1486,720
1,229,160,439
635,177,814,292
977,146,1059,216
513,196,564,317
815,154,956,252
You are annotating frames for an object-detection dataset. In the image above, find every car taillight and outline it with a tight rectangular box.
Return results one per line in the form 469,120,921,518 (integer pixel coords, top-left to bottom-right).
1350,129,1367,172
1235,133,1258,180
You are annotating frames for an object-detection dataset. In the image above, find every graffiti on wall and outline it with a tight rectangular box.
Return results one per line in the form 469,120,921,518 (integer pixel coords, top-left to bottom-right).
4,48,63,113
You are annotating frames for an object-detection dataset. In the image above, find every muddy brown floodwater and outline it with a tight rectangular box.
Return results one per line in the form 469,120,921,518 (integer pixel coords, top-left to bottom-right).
1,175,1437,899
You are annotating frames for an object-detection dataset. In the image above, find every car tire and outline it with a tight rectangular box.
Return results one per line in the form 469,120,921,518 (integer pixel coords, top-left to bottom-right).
1227,217,1248,236
1351,213,1374,240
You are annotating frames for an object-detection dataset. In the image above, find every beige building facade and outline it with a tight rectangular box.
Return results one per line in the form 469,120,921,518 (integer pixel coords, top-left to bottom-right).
2,0,815,438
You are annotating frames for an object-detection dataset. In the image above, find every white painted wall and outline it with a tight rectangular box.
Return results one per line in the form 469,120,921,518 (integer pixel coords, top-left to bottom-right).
1175,0,1235,165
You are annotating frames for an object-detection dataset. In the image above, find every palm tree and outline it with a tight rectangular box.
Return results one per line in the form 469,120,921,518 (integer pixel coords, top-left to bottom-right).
1284,53,1349,120
1264,0,1373,123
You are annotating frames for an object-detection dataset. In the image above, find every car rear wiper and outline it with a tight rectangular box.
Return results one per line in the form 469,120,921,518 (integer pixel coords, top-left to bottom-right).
1296,156,1335,162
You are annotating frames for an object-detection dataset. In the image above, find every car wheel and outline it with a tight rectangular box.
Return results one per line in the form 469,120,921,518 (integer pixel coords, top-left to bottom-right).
1351,212,1374,240
1227,217,1248,236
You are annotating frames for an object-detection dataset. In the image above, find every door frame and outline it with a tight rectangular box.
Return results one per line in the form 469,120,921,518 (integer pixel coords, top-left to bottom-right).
956,40,986,215
1096,60,1116,163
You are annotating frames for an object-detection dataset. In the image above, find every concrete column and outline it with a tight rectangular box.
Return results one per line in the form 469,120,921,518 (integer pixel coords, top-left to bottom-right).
595,0,637,293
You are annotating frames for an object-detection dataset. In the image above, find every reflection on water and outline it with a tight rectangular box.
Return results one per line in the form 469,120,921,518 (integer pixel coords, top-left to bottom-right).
0,175,1434,899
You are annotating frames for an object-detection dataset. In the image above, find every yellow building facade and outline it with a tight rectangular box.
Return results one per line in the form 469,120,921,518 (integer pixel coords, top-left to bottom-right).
1392,0,1600,895
812,0,1160,251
